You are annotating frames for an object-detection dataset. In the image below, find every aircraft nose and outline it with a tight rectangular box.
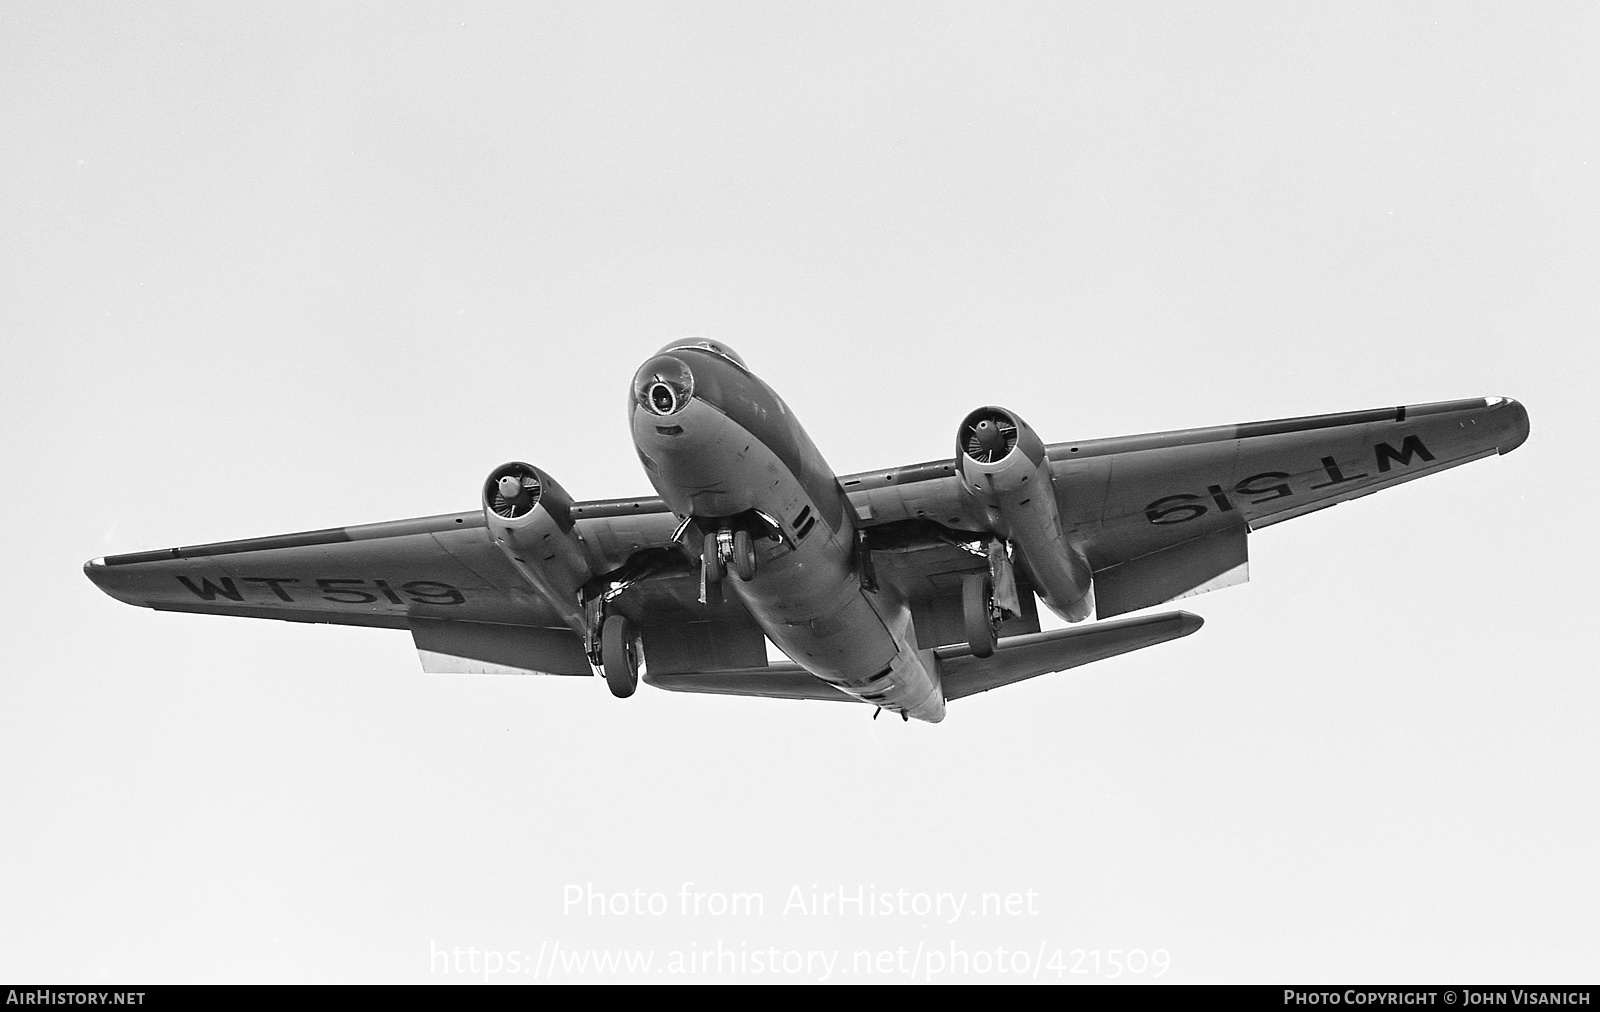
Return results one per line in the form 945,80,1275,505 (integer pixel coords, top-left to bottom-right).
632,354,696,417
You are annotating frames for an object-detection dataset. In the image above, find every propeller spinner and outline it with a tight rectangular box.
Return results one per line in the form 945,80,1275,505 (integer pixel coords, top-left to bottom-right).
489,469,541,518
961,410,1019,464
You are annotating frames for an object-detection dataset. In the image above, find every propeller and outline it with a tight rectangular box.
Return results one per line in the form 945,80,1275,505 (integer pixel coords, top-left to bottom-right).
490,470,541,518
961,410,1018,463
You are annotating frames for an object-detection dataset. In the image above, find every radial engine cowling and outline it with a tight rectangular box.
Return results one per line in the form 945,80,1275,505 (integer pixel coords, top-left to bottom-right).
956,407,1093,623
482,462,591,634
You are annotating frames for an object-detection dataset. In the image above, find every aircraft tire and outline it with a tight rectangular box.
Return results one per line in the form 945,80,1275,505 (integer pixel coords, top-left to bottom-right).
731,529,757,581
963,574,996,659
601,615,639,698
703,532,724,585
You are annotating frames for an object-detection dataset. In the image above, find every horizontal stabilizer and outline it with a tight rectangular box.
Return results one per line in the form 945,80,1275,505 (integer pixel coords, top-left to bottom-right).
644,665,857,703
646,611,1202,706
937,610,1203,700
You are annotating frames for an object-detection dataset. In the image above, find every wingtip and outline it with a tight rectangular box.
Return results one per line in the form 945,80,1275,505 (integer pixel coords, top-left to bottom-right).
1488,396,1530,455
1174,611,1205,637
83,557,113,592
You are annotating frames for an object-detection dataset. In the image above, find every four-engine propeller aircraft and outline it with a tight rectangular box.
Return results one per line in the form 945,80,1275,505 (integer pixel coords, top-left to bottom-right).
85,341,1529,722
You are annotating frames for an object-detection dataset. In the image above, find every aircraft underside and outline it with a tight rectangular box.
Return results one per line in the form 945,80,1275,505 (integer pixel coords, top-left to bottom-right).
84,339,1529,724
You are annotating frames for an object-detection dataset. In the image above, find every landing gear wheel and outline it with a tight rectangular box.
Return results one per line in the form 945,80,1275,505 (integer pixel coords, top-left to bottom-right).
702,532,724,585
963,574,997,659
601,615,639,698
731,529,757,581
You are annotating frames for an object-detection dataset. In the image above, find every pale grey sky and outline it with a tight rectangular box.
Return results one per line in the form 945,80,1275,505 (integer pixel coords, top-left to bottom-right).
2,3,1595,982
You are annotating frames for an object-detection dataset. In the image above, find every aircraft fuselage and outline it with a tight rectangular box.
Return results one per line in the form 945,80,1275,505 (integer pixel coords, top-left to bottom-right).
629,342,946,722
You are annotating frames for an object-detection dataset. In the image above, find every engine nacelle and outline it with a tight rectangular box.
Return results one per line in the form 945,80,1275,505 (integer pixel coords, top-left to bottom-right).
482,462,592,634
956,407,1093,622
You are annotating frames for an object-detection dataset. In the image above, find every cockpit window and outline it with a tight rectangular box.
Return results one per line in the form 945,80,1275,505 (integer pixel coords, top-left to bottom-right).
658,338,747,370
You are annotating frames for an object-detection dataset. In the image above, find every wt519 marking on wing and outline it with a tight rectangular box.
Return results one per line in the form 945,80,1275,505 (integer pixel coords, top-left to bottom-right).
175,576,466,605
1143,436,1436,525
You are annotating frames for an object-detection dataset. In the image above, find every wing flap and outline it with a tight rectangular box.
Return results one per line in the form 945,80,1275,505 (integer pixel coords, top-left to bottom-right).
411,617,590,676
1093,524,1248,620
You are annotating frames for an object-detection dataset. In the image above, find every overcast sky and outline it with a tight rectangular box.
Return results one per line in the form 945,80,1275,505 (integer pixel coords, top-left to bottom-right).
2,3,1596,983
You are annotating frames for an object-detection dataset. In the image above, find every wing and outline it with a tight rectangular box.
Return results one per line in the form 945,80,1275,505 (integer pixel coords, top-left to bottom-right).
84,502,766,676
88,395,1526,693
1055,395,1528,616
851,396,1529,623
87,511,542,629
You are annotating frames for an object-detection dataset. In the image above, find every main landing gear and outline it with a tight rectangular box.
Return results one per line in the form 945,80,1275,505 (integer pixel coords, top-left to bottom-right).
601,614,640,698
595,518,765,690
701,526,757,602
962,539,1024,659
962,573,1001,659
